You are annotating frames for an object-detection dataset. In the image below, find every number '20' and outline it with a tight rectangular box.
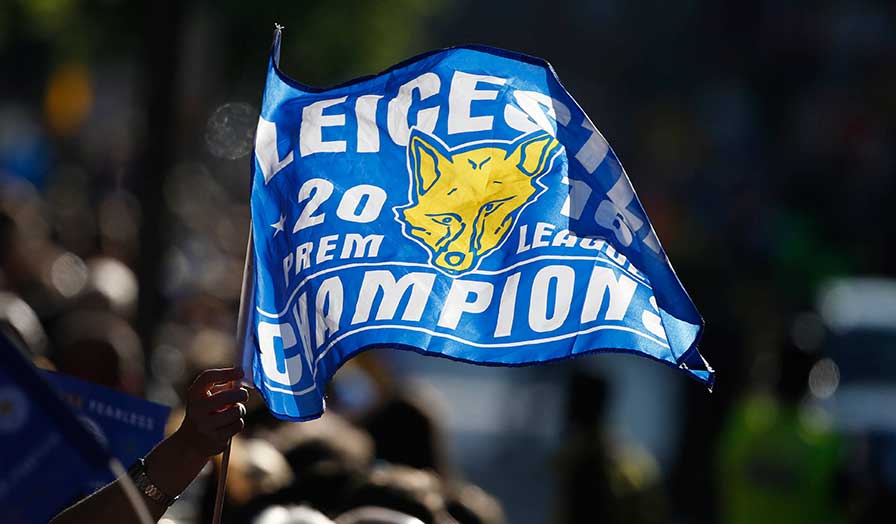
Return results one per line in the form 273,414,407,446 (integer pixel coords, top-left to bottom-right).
292,179,388,233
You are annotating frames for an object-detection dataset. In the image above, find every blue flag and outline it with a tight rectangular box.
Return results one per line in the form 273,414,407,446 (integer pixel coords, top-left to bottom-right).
242,29,714,421
42,371,169,491
0,335,114,523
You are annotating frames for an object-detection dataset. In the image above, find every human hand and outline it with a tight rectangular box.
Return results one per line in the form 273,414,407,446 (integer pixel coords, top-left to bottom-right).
173,367,249,457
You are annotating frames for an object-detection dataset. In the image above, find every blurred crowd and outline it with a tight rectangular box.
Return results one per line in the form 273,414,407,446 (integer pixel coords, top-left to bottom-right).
2,0,896,523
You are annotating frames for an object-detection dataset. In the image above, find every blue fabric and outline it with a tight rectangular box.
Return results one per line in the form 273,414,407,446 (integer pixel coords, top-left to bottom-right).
0,334,114,523
42,371,169,489
244,30,714,421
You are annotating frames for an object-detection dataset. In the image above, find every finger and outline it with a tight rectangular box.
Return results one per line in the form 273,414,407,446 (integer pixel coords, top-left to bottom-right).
215,418,245,441
200,387,249,413
189,368,243,400
205,404,245,430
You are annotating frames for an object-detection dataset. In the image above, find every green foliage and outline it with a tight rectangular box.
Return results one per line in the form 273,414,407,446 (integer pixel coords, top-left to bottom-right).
213,0,445,88
0,0,141,62
1,0,443,79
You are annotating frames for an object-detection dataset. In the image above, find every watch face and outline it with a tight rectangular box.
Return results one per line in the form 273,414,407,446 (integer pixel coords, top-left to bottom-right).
134,472,149,491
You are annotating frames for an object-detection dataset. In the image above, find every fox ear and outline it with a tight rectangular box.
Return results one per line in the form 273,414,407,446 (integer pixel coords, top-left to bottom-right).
408,129,449,195
510,131,561,176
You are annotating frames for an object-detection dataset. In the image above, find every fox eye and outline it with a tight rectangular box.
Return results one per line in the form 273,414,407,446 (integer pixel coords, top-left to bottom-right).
482,201,504,216
427,214,458,226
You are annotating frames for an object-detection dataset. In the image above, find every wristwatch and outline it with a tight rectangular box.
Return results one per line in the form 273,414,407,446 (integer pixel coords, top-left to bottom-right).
127,458,179,507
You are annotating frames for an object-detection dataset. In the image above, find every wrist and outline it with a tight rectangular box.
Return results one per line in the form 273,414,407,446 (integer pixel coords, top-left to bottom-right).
143,429,209,498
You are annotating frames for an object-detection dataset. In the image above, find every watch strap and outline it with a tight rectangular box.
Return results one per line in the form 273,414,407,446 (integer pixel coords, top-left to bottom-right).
127,458,178,508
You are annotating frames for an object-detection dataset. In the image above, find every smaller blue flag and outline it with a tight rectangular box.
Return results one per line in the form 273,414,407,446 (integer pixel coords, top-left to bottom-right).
0,335,115,524
42,371,170,492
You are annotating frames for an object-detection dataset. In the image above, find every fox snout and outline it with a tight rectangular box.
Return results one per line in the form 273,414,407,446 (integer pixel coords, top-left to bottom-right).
436,250,471,272
399,207,481,273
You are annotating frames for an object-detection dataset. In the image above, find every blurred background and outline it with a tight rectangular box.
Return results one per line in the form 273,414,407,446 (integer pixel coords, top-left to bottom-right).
2,1,895,523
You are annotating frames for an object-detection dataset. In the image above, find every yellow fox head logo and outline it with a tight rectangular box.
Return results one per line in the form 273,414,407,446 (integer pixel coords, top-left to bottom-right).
397,128,562,275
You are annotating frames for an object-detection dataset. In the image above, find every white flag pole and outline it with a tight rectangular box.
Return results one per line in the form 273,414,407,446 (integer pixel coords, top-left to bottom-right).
211,225,254,524
213,25,277,522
